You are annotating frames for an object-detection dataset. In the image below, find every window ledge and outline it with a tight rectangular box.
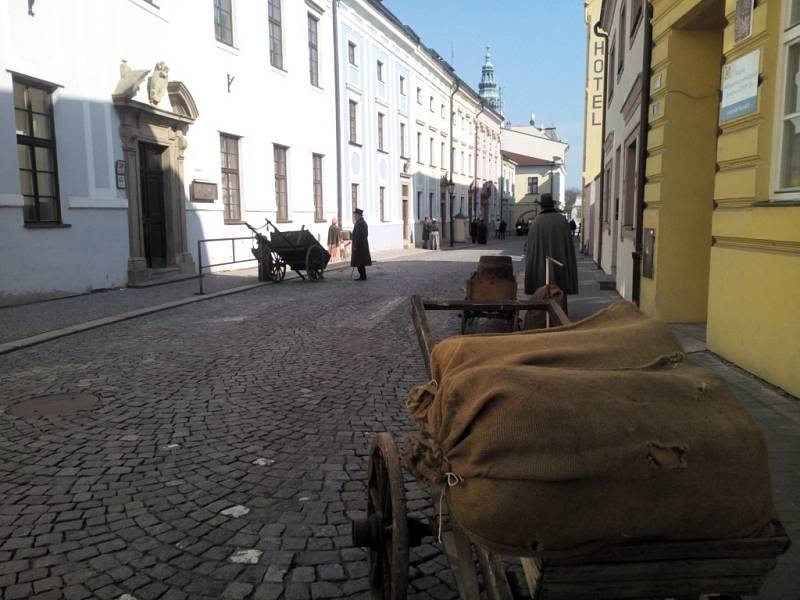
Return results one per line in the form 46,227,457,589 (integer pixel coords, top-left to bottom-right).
752,200,800,207
349,142,362,148
216,42,240,56
276,219,292,224
377,149,389,155
25,222,71,229
315,218,327,223
224,220,244,225
271,65,288,77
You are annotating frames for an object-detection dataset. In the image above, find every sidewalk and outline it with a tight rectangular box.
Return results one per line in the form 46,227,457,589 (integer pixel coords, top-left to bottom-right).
0,245,427,350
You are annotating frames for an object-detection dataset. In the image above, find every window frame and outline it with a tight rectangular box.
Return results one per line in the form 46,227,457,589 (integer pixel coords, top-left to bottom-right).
416,87,422,104
220,133,242,223
268,0,283,69
377,60,384,83
399,75,406,95
630,0,644,47
400,122,407,158
351,183,359,211
417,132,423,164
313,153,324,222
348,100,359,145
377,112,386,152
618,4,626,77
214,0,234,46
348,41,357,67
430,137,435,167
771,0,800,199
274,144,289,222
13,76,62,225
527,176,539,195
307,13,319,86
622,134,637,232
380,186,387,222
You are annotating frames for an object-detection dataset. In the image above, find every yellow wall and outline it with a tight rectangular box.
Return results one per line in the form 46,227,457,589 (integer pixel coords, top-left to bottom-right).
582,0,605,186
646,0,800,396
513,169,553,222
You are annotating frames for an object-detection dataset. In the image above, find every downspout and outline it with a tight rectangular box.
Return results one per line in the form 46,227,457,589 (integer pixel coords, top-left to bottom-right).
449,78,461,247
594,20,609,271
332,0,343,226
632,2,653,306
473,103,485,223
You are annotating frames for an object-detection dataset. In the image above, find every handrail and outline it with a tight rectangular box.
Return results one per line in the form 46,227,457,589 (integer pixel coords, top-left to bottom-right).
196,236,257,295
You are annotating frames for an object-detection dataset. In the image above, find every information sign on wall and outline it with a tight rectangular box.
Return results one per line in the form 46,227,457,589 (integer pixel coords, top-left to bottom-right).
721,49,760,122
191,180,218,203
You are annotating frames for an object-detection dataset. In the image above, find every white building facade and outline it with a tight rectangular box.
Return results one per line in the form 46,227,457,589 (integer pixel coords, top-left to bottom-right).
0,0,337,304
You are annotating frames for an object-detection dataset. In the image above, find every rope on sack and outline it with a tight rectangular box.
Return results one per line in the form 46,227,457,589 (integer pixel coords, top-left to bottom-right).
437,472,465,543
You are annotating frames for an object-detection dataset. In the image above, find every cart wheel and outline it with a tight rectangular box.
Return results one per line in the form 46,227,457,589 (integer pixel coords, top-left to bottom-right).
353,433,409,600
271,255,286,282
305,246,326,281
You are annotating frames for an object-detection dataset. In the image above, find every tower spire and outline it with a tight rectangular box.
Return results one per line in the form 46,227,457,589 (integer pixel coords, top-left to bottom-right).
479,45,502,114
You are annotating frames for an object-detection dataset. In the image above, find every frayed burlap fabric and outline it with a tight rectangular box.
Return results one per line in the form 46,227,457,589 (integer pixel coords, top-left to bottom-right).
405,301,776,557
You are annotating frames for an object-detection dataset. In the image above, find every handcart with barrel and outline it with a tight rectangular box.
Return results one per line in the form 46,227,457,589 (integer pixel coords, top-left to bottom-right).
245,218,330,282
351,296,791,600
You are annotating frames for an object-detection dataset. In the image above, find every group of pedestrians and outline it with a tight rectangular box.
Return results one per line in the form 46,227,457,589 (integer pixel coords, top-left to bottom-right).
326,209,371,280
421,217,441,250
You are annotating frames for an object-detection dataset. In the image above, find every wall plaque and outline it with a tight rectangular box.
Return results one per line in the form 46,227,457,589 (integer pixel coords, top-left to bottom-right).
191,180,217,203
721,49,760,122
115,160,126,189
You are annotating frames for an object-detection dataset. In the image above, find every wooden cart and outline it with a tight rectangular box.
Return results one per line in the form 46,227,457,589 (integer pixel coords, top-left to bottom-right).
461,256,520,333
252,218,330,282
350,296,791,600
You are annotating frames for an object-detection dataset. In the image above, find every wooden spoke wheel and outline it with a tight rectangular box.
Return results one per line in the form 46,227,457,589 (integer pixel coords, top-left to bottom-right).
270,254,286,282
305,246,326,281
352,433,409,600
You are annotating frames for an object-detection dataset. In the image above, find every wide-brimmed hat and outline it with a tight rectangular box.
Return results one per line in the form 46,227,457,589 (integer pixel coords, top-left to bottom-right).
536,193,555,209
353,208,363,215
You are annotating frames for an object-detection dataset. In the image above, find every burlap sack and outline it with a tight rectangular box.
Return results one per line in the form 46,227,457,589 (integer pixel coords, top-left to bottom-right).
405,302,776,557
523,284,567,330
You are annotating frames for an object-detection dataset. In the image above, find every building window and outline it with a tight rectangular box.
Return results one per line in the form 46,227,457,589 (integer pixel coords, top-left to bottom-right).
777,3,800,192
430,96,434,112
268,0,283,69
614,146,622,221
631,0,644,39
603,163,612,224
441,103,445,118
416,87,422,104
441,142,445,169
379,186,386,221
352,183,359,210
400,75,406,95
377,113,385,152
608,42,616,99
274,145,288,221
417,191,422,218
377,61,384,82
348,42,357,66
313,153,323,221
400,123,407,158
13,77,61,223
461,151,465,175
220,134,241,222
623,138,637,228
349,100,358,144
430,137,435,166
214,0,233,46
527,176,539,194
618,6,626,75
417,132,422,163
308,14,319,86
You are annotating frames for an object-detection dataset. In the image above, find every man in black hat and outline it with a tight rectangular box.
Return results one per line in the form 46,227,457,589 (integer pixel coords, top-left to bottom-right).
524,193,578,296
351,208,372,280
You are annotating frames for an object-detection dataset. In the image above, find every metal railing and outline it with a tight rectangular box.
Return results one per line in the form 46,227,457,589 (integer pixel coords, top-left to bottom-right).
196,236,257,295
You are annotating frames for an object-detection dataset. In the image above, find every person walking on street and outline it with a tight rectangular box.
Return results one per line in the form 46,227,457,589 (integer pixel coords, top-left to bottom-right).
477,219,488,245
422,217,431,249
351,208,372,280
430,218,441,250
499,219,507,240
327,217,341,262
470,219,478,244
524,193,578,296
569,218,577,239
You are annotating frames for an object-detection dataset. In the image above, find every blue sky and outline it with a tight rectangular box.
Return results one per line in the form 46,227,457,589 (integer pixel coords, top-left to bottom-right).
383,0,587,189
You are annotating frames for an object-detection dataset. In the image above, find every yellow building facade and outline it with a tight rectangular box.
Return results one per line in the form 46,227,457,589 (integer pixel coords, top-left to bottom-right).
644,0,800,396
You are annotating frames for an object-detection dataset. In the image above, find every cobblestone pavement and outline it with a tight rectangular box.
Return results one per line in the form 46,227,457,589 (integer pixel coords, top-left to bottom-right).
0,241,523,600
1,238,797,600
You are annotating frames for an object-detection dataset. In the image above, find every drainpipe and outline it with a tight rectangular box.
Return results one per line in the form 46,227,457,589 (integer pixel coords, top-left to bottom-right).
332,0,343,226
632,2,653,306
473,103,485,223
449,78,461,247
594,20,609,271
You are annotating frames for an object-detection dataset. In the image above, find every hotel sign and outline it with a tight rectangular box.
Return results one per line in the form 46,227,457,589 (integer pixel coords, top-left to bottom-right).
721,49,760,122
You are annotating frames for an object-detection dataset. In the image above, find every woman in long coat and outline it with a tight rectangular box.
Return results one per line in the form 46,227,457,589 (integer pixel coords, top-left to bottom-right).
327,217,341,261
351,208,372,280
524,194,578,295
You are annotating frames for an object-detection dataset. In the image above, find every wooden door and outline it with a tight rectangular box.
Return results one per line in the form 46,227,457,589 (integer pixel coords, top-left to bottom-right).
139,143,167,268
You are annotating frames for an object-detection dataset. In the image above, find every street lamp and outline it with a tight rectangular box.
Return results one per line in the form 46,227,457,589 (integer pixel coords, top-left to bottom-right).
447,179,455,247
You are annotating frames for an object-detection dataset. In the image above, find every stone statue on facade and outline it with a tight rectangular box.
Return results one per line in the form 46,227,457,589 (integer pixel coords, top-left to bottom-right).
148,62,169,106
113,60,149,102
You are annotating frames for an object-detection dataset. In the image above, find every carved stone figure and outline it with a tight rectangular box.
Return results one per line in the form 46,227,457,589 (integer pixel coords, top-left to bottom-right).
148,62,169,106
113,60,150,101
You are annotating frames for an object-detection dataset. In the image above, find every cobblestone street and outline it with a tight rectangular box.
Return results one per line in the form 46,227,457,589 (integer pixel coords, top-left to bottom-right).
1,238,798,600
0,242,527,600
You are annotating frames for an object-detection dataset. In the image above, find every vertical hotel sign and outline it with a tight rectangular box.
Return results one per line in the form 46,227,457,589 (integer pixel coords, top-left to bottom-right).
589,36,605,127
721,49,760,122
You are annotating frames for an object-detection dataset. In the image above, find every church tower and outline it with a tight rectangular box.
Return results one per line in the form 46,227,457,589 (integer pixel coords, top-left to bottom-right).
479,46,502,114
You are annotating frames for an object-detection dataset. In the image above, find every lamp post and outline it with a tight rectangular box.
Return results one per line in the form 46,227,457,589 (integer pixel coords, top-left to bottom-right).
447,179,455,247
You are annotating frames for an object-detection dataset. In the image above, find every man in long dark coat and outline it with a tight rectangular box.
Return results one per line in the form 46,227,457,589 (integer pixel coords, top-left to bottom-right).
351,208,372,280
524,194,578,296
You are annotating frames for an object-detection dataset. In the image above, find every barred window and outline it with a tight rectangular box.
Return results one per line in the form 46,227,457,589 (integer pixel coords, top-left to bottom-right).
274,145,288,221
313,154,323,221
269,0,283,69
14,77,61,223
214,0,233,46
220,134,241,222
308,14,319,85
